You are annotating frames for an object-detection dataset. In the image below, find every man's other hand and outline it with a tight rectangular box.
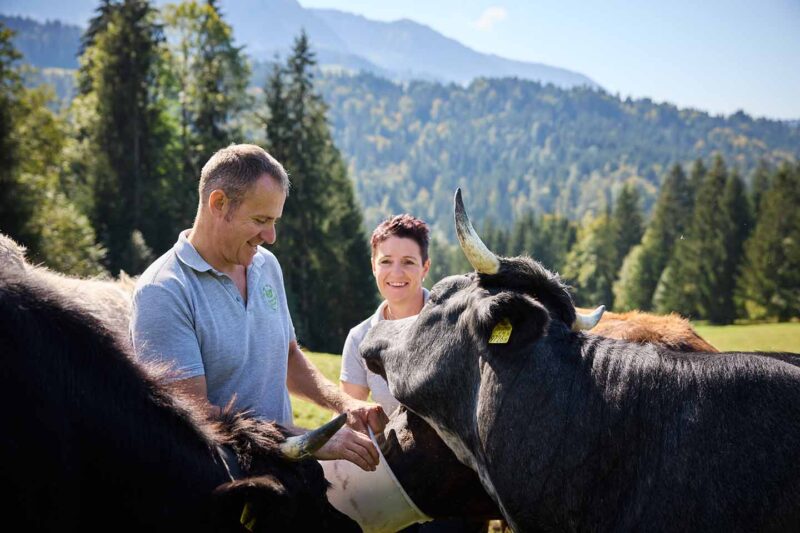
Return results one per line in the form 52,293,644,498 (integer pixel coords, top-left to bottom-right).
313,426,380,471
343,399,387,435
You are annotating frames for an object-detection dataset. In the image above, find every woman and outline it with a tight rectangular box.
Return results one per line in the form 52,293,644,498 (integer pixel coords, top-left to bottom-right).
340,214,430,416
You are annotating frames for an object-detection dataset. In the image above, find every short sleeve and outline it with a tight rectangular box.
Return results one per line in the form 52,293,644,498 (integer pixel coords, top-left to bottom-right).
130,283,204,381
339,329,368,386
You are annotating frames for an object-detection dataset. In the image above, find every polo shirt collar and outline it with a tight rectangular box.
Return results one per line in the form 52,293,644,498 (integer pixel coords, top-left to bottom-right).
174,230,266,274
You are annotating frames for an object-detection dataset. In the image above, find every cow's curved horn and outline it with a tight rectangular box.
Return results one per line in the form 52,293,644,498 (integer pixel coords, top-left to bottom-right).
279,412,347,460
572,305,605,331
454,188,500,275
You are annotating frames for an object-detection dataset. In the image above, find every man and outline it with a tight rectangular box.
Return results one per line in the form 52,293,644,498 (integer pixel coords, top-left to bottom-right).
131,144,384,471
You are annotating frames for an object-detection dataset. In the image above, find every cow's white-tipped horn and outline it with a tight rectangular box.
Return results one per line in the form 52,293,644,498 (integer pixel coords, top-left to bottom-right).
454,188,500,275
572,305,605,331
280,412,347,460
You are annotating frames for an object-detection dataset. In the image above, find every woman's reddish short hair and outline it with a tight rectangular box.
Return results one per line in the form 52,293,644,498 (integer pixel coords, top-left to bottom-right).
370,214,430,262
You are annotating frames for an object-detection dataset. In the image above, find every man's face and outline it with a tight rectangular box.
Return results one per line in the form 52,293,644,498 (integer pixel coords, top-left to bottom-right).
218,174,286,268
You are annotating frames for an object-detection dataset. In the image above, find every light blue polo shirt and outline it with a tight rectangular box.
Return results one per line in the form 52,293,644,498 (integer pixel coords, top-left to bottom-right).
130,230,295,425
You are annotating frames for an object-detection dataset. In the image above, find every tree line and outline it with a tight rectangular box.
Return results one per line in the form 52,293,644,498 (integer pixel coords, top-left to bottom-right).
0,0,376,353
428,157,799,323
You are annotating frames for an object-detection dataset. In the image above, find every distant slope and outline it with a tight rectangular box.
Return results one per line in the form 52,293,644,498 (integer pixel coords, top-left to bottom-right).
310,9,596,88
0,15,81,69
0,0,597,89
316,73,799,236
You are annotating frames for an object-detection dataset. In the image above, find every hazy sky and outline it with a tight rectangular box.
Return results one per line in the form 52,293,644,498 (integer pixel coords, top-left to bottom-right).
301,0,800,120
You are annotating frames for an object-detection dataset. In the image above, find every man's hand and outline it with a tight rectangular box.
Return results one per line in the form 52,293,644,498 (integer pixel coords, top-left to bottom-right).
313,426,380,471
342,399,387,435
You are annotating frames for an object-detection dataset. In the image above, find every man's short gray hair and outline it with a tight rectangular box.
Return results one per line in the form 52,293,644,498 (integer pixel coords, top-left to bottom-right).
199,144,290,211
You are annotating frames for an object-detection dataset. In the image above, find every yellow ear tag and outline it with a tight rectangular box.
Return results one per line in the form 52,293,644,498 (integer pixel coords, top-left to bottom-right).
489,318,513,344
240,502,256,532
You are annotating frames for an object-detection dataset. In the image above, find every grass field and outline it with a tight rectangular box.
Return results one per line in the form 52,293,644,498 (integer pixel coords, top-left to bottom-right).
293,322,800,427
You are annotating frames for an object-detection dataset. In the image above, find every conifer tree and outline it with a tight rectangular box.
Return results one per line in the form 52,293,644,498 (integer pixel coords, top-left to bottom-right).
716,170,751,322
610,183,643,273
738,163,800,320
615,164,693,311
750,159,771,220
263,32,376,352
74,0,177,274
692,155,737,323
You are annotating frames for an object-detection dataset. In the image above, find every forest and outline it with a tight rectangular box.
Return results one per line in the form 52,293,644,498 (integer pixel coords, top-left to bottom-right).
1,1,798,353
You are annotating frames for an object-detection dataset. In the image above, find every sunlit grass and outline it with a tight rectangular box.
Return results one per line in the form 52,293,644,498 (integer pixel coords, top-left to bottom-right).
292,351,344,429
693,322,800,352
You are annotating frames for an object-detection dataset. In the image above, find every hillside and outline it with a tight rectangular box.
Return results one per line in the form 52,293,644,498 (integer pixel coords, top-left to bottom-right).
315,73,799,235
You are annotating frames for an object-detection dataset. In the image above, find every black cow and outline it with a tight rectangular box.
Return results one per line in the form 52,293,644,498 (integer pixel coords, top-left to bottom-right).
0,268,359,532
360,189,800,532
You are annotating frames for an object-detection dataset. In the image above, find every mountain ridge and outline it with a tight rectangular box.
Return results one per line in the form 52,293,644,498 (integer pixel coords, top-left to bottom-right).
0,0,597,89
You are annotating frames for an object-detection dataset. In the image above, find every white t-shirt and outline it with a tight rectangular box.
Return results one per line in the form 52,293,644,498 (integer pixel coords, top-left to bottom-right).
339,290,429,415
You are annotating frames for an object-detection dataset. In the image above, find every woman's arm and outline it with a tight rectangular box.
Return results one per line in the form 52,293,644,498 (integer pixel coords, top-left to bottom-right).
341,381,370,401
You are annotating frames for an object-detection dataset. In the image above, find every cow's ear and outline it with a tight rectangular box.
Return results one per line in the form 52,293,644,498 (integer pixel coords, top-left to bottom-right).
469,291,550,348
212,475,294,531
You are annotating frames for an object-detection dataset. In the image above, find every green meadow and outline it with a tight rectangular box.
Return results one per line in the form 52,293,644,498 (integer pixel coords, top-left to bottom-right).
292,322,800,428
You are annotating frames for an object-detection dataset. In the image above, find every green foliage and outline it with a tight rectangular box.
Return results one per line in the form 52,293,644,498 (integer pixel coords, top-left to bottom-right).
263,33,377,352
562,213,617,308
614,164,694,311
0,24,107,276
316,73,799,236
0,22,35,245
74,0,179,273
737,163,800,320
162,0,251,232
610,183,643,273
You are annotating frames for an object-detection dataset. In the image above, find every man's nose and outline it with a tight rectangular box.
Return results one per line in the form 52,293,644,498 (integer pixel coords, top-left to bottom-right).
261,226,276,245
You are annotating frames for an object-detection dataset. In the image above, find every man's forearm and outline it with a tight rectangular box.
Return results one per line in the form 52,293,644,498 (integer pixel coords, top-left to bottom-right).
286,344,353,413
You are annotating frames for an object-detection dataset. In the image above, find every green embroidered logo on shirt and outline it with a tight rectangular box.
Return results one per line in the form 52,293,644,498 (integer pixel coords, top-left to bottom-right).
262,284,278,310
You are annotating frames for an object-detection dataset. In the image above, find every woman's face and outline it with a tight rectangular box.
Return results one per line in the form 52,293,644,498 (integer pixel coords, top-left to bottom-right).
372,236,430,307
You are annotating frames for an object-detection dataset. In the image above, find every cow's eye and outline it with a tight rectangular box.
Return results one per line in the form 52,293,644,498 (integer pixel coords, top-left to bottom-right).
428,291,439,304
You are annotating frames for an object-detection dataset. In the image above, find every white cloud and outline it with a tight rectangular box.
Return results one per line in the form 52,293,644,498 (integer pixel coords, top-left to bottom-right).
473,6,508,31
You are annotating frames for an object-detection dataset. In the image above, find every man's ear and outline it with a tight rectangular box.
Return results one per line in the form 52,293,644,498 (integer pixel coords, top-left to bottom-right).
467,291,550,348
208,189,228,218
212,475,294,532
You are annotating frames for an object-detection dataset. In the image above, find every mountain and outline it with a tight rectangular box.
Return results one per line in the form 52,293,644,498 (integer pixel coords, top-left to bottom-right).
314,73,799,235
0,0,597,89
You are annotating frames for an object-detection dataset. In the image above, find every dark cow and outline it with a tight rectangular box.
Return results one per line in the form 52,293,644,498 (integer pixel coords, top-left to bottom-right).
360,189,800,532
375,311,718,525
0,268,359,532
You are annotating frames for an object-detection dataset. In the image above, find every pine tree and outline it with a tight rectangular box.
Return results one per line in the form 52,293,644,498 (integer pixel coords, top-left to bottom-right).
737,163,800,320
750,159,771,220
263,32,376,352
74,0,177,274
610,183,643,273
614,164,694,311
692,155,737,323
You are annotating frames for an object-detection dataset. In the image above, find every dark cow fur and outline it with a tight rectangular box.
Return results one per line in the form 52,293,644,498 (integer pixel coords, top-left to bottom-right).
362,253,800,532
0,268,358,532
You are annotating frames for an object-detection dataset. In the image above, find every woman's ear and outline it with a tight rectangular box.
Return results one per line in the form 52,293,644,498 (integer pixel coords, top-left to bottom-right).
468,291,550,349
422,258,431,280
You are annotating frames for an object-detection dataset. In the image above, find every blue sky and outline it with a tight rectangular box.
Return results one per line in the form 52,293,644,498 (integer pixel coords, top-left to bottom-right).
301,0,800,120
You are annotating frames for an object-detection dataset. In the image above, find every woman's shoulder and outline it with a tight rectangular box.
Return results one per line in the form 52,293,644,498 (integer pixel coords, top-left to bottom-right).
345,303,385,347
